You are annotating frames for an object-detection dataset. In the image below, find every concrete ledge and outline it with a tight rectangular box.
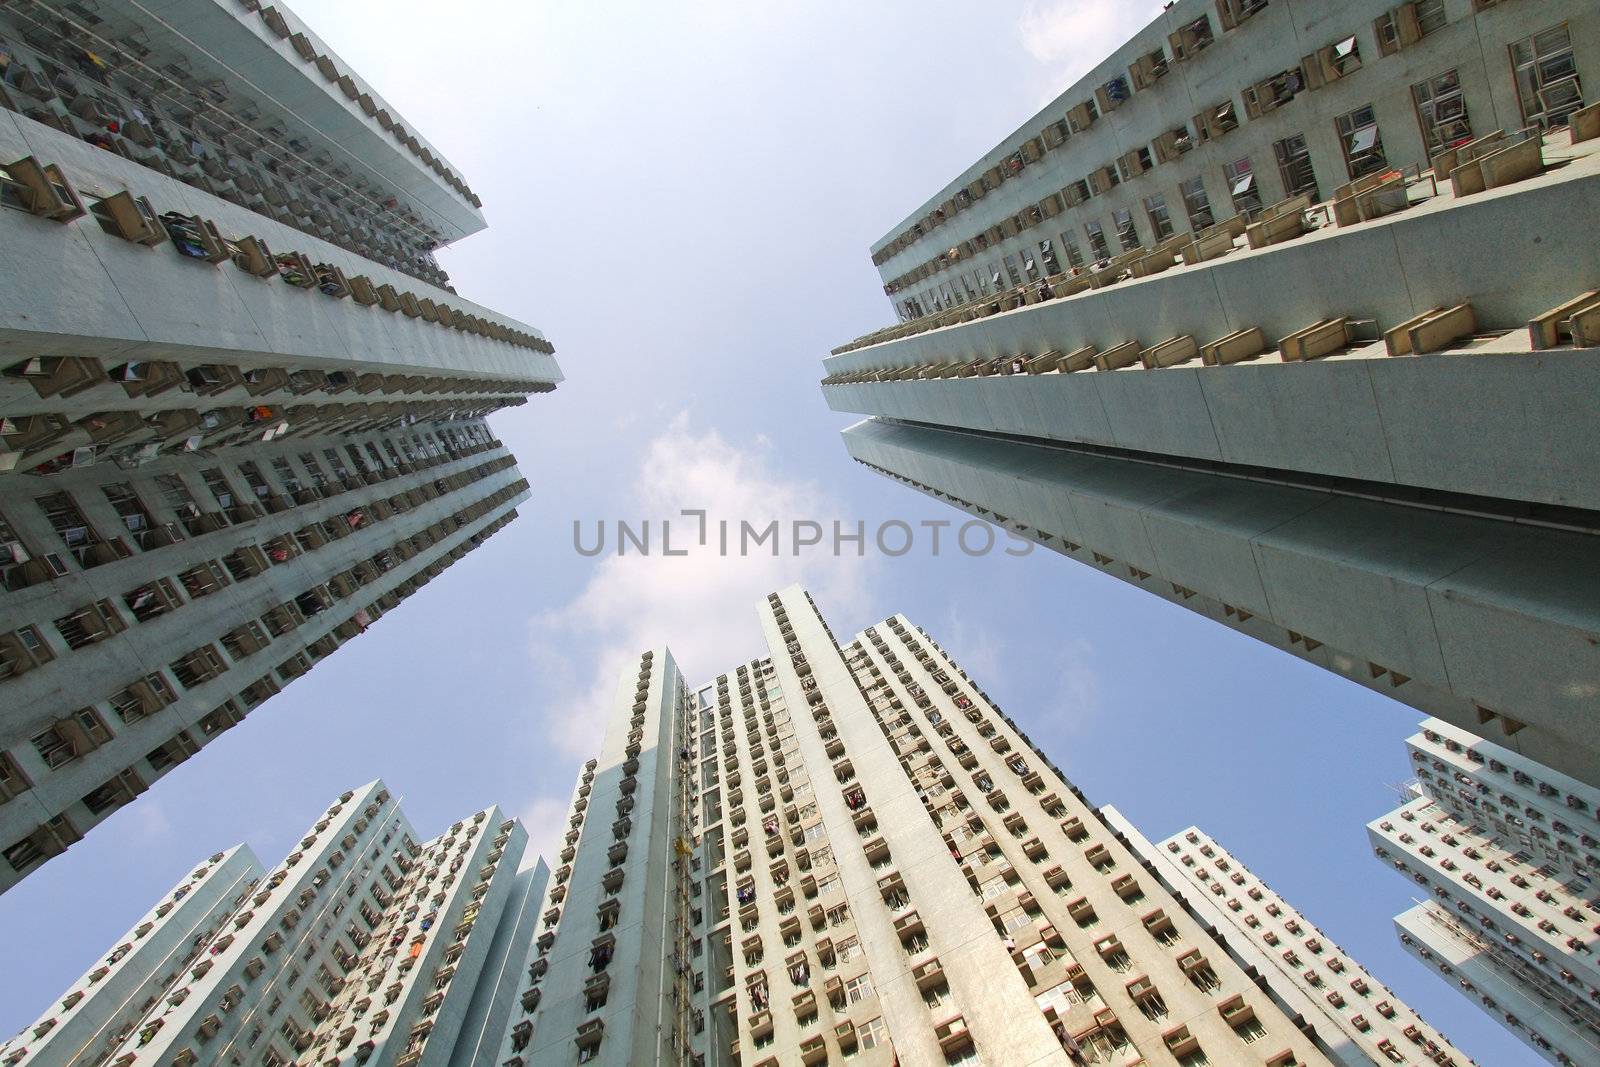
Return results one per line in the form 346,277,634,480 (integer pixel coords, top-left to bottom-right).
841,418,1600,787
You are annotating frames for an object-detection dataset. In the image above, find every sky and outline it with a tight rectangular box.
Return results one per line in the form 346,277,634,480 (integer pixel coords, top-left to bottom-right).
0,1,1540,1062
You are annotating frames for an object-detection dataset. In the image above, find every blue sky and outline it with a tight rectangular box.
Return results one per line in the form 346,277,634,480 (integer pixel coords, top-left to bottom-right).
0,1,1539,1061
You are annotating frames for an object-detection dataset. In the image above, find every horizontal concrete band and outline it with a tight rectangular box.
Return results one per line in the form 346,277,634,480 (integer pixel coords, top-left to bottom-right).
832,166,1600,378
825,168,1600,511
841,418,1600,786
825,344,1600,516
0,112,559,384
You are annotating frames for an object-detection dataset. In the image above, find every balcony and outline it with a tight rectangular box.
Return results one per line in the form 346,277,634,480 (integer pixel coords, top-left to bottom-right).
1163,1024,1200,1059
934,1015,972,1056
1218,994,1256,1029
575,1018,604,1053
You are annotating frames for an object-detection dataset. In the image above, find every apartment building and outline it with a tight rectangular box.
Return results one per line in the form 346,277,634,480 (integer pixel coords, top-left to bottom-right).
0,845,264,1067
1106,812,1474,1066
490,647,697,1067
0,780,544,1067
823,0,1600,789
0,0,563,891
1370,720,1600,1065
497,586,1359,1066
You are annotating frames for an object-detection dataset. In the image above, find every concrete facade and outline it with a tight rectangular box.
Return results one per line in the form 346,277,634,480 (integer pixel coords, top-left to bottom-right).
0,420,529,893
865,0,1596,325
0,0,563,891
1109,813,1473,1066
824,0,1600,787
1396,903,1598,1067
493,648,696,1067
0,781,544,1067
0,844,263,1067
491,587,1357,1066
0,0,487,280
1370,721,1600,1064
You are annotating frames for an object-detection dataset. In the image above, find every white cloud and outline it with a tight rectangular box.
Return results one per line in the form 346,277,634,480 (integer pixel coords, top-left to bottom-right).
1017,0,1169,98
128,799,173,842
516,795,571,867
1048,637,1104,733
525,413,875,758
938,606,1003,682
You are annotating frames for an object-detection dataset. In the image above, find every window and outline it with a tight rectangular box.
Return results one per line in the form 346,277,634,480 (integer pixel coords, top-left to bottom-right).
0,509,40,591
1511,24,1582,129
1084,221,1111,261
271,458,303,495
857,1016,888,1050
324,449,354,482
1142,194,1174,241
1375,0,1445,55
1412,69,1471,156
33,725,79,768
1414,0,1446,34
1223,157,1262,215
845,973,873,1004
1273,134,1320,202
1335,105,1388,180
237,461,274,501
1000,908,1031,933
1179,177,1214,230
201,469,241,510
103,484,159,545
1057,231,1085,269
36,492,102,563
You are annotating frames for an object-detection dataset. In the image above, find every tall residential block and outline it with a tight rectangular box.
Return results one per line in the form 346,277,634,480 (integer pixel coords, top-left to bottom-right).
0,844,264,1067
494,647,696,1067
1106,811,1474,1066
0,0,563,890
1370,720,1600,1065
821,0,1600,785
0,779,545,1067
494,586,1360,1066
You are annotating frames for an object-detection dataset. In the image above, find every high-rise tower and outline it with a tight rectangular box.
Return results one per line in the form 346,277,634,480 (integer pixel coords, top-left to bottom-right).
0,780,543,1067
0,0,562,890
820,0,1600,785
1106,812,1475,1066
1370,719,1600,1065
490,587,1427,1066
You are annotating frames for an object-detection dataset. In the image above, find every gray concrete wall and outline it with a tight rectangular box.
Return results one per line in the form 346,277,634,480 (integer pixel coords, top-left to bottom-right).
516,650,684,1067
841,419,1600,788
1,844,263,1067
870,0,1598,320
447,860,550,1067
831,158,1600,512
1396,904,1594,1066
860,613,1330,1066
772,595,1065,1067
0,110,555,384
